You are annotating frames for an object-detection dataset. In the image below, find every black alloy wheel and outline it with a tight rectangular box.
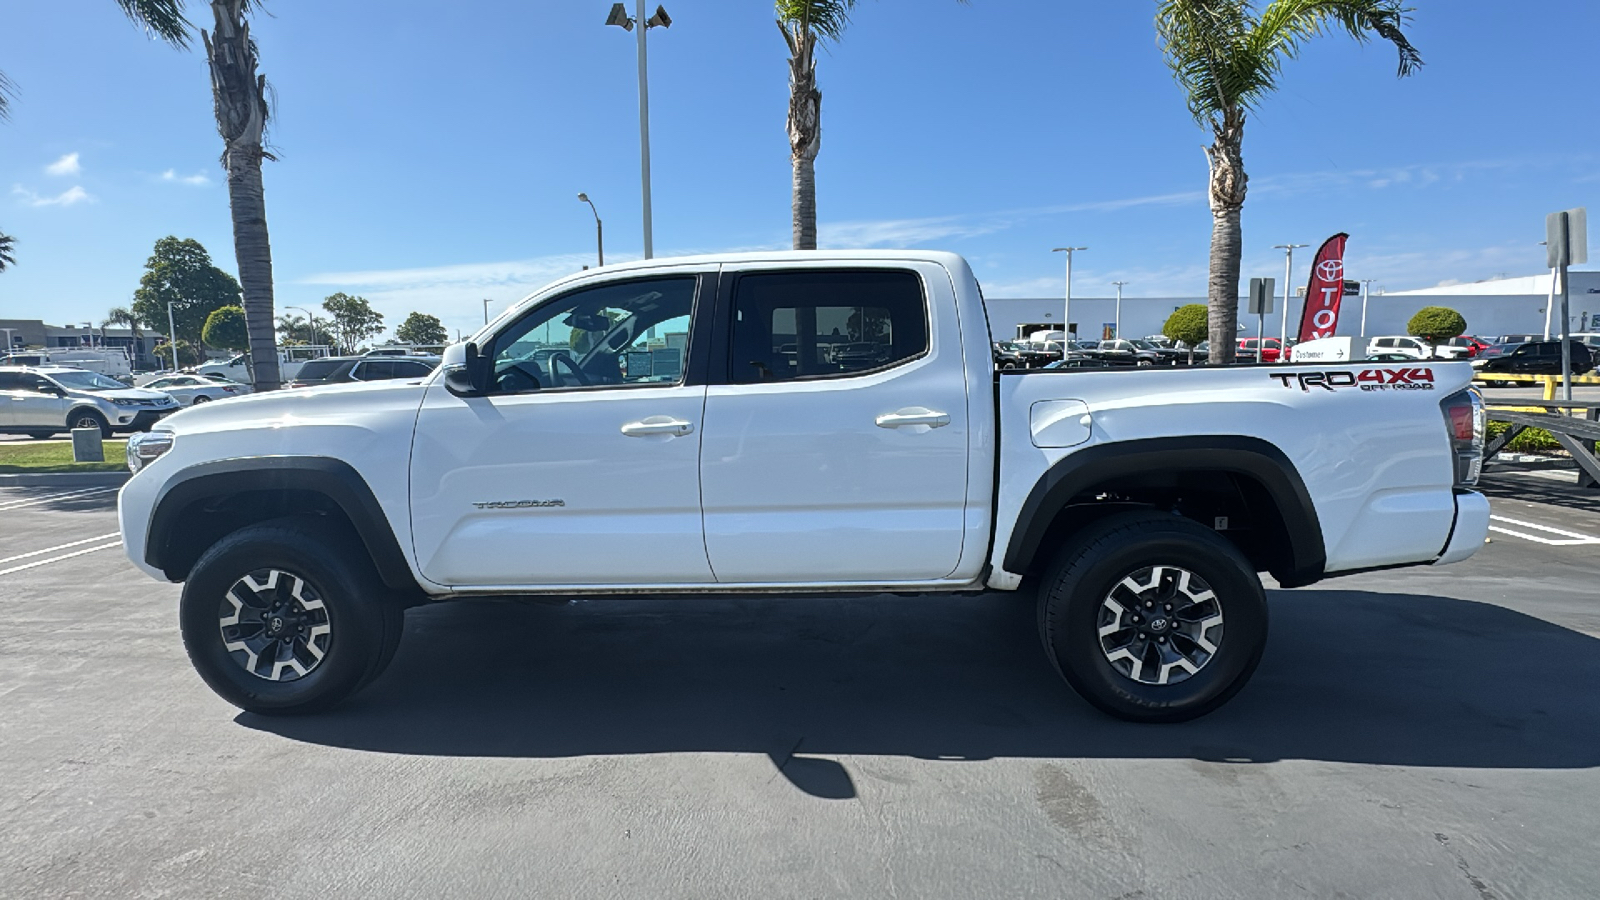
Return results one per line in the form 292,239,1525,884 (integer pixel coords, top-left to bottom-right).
1037,511,1268,723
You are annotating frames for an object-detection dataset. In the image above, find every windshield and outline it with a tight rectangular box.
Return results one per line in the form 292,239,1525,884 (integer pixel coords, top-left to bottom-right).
47,371,126,391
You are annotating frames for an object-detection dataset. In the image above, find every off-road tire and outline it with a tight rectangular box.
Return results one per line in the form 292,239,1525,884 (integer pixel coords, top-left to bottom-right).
1037,511,1268,723
180,517,402,715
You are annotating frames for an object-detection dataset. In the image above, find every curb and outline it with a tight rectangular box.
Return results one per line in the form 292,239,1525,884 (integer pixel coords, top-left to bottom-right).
0,472,130,488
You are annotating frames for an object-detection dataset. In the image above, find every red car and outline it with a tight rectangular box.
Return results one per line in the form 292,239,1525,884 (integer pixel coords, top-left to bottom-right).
1435,335,1492,359
1236,337,1284,363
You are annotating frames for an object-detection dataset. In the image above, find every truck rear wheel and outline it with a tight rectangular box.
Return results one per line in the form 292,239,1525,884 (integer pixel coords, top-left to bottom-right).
1037,511,1267,723
179,518,402,715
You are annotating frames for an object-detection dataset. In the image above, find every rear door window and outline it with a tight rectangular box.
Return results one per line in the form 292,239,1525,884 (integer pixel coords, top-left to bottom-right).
727,270,928,384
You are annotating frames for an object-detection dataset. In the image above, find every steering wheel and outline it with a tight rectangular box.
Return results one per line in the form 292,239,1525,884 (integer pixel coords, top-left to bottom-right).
494,361,544,393
548,351,592,387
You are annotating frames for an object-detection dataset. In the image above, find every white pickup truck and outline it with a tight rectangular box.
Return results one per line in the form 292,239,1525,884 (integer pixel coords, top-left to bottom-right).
118,251,1490,722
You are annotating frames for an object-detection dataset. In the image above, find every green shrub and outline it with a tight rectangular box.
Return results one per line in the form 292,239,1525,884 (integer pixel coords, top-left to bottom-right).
1407,306,1467,343
1487,420,1562,453
1163,304,1208,346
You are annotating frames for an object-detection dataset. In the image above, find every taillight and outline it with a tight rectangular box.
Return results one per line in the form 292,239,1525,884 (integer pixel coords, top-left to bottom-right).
1440,389,1485,487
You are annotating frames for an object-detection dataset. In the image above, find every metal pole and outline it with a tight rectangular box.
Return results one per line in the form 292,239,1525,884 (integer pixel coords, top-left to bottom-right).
1053,247,1085,339
636,0,654,260
580,194,604,267
1544,266,1557,340
1276,244,1306,346
1112,281,1127,339
1359,279,1375,337
1560,257,1573,403
483,298,492,325
166,302,180,371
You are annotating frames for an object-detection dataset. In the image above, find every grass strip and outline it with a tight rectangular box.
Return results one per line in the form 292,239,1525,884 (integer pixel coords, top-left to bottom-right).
0,440,129,473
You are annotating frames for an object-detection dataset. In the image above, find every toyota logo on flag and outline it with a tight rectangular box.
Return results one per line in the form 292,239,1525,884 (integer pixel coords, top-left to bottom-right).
1317,259,1344,281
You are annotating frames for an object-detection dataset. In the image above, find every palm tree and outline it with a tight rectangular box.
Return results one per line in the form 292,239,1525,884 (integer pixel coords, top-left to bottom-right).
202,0,281,390
1155,0,1421,363
777,1,860,251
104,305,145,367
0,231,15,272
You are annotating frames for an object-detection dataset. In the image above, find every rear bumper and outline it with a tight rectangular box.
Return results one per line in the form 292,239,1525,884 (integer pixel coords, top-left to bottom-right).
1434,490,1490,566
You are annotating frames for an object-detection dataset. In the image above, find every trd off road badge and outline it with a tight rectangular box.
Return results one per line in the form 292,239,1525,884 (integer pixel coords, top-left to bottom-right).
1271,368,1435,393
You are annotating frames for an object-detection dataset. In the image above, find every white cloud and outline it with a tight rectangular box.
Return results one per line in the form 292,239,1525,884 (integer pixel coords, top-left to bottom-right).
160,169,211,186
45,153,81,176
12,184,95,207
819,215,1011,248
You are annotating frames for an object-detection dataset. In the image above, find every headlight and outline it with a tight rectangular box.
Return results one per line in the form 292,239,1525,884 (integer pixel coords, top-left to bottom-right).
127,431,175,473
112,397,139,406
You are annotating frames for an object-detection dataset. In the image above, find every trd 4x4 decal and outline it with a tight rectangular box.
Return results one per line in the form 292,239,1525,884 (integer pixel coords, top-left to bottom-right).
1271,368,1435,393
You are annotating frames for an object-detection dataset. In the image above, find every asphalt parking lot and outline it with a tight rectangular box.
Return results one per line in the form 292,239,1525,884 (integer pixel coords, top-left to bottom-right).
2,471,1598,899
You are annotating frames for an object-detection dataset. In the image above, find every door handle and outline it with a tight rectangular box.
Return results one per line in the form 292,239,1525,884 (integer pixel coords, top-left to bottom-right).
875,407,950,429
621,416,694,437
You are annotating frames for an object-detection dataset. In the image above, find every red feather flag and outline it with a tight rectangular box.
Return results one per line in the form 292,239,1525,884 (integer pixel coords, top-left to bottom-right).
1296,233,1350,342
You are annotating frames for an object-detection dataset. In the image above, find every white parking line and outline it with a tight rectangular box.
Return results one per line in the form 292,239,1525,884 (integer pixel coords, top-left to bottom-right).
0,486,119,511
0,540,124,577
0,532,123,566
1487,515,1600,546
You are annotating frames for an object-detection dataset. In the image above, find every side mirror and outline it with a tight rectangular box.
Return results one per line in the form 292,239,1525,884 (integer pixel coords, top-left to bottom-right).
444,341,493,397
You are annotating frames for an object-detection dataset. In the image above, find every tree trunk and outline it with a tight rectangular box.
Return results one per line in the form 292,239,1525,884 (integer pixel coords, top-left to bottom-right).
226,148,280,389
793,155,816,251
784,24,821,251
204,1,280,391
1203,107,1248,365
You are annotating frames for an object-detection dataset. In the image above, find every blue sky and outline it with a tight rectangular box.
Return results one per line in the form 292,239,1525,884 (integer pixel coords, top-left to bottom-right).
2,0,1597,340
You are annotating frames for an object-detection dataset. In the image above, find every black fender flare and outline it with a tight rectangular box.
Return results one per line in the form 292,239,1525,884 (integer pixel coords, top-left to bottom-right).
145,456,418,592
1002,436,1327,587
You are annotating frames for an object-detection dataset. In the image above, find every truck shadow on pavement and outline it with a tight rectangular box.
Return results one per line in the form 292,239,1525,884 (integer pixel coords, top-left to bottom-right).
243,589,1600,796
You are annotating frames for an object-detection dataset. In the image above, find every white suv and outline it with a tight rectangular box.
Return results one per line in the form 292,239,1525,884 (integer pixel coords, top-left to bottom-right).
0,365,181,438
1365,336,1432,359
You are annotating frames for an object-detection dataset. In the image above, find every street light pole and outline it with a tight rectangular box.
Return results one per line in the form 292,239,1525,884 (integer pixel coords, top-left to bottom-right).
1275,243,1308,346
286,306,319,347
483,298,493,325
1111,281,1128,339
1359,280,1376,337
607,3,672,260
166,301,180,371
578,193,604,267
1052,247,1087,339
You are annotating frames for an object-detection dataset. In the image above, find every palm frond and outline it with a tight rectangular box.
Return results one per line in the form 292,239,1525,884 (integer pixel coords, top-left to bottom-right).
1252,0,1421,78
775,0,859,44
0,231,17,273
1158,0,1421,123
116,0,193,47
0,70,16,121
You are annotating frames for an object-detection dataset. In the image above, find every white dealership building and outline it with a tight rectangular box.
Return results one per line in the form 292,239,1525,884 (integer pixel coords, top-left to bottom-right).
986,271,1600,343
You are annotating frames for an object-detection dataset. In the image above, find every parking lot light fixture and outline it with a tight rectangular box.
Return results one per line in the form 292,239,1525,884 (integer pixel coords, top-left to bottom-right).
1052,247,1087,339
1112,281,1128,339
579,193,604,267
607,2,672,260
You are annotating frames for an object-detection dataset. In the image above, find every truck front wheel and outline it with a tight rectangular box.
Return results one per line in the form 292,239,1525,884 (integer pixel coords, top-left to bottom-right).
1038,512,1267,723
179,518,403,715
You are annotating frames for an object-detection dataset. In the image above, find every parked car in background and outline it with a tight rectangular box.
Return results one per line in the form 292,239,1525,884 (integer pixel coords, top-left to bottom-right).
1131,338,1187,365
1434,335,1491,359
1365,336,1431,359
1569,332,1600,351
1472,340,1595,385
1235,337,1284,363
1491,333,1542,346
284,355,442,389
0,365,179,437
993,341,1028,369
1085,339,1154,366
138,374,252,406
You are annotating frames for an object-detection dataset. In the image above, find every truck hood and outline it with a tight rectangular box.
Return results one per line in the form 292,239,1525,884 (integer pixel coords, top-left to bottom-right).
153,378,430,436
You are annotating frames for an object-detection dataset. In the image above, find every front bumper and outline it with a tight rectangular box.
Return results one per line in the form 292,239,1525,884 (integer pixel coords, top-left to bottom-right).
1434,491,1491,566
115,408,178,433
